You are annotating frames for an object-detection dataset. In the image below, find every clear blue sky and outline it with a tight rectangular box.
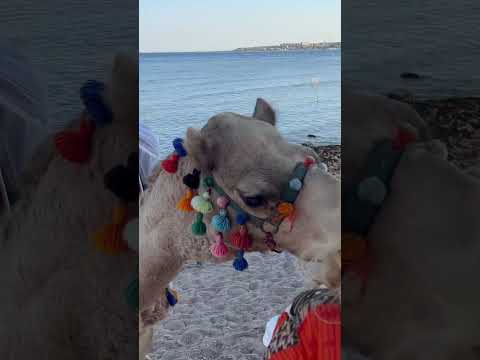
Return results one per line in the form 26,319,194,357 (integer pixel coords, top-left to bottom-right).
140,0,340,53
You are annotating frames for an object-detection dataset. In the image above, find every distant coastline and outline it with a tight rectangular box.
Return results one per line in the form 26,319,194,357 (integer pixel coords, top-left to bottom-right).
232,42,340,52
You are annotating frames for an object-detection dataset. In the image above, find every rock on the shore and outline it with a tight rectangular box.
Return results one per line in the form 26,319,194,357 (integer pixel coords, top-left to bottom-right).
303,143,341,177
400,97,480,169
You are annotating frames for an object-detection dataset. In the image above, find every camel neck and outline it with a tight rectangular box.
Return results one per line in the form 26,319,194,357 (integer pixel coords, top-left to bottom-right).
140,155,199,231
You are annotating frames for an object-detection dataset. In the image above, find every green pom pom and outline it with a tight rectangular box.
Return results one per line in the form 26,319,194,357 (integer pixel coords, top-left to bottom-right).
191,194,214,214
203,176,215,187
125,278,139,311
357,176,387,205
192,213,207,235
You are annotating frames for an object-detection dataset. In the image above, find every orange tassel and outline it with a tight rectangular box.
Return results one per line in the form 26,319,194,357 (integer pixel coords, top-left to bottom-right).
277,202,295,217
273,202,296,226
177,189,196,212
93,205,129,254
54,117,95,163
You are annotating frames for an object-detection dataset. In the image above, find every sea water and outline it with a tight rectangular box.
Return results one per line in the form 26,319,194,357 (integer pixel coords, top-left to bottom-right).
140,50,341,154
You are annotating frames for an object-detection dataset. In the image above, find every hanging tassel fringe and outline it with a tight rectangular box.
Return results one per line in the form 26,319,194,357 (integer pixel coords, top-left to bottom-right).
161,154,180,173
210,233,229,258
125,278,139,311
54,117,95,164
166,288,179,306
192,213,207,235
230,225,253,250
80,80,113,125
191,192,214,214
177,189,196,212
92,205,129,254
233,249,248,271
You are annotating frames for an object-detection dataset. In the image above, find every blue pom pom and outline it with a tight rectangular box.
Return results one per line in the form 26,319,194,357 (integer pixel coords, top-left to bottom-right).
289,178,303,191
211,209,231,232
357,176,387,205
236,212,249,225
233,250,248,271
80,80,112,125
173,138,187,157
165,288,178,306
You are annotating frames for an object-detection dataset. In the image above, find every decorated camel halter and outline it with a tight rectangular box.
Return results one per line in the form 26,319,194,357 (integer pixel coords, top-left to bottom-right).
342,127,417,294
162,137,316,271
53,80,178,311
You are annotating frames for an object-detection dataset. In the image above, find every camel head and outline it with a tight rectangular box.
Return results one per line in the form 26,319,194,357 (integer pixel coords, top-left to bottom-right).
184,99,341,287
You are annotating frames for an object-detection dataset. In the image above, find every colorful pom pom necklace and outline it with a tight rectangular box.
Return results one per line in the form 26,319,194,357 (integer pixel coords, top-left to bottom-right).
342,127,417,295
52,80,167,312
162,137,316,272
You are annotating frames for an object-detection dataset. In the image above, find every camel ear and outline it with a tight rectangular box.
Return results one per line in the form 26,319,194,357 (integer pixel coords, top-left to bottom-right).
184,128,216,171
110,52,138,128
252,98,276,126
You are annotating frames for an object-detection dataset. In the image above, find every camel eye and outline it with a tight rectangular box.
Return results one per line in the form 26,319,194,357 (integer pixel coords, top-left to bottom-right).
242,195,264,208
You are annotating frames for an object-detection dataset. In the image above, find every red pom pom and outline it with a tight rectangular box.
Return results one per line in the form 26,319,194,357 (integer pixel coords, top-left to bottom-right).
54,119,95,163
393,127,417,150
304,156,316,167
162,154,180,173
230,225,253,250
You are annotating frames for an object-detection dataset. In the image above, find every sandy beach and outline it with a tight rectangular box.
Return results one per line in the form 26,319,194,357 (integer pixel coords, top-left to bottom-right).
150,145,340,360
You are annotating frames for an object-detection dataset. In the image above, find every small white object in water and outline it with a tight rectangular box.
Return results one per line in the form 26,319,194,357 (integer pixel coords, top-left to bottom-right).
311,77,321,102
311,77,321,88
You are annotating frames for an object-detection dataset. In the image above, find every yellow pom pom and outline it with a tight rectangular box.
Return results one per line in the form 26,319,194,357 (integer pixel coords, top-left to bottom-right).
177,189,195,212
93,223,129,254
92,205,129,254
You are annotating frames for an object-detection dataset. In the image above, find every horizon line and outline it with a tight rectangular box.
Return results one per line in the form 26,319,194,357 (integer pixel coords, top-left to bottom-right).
140,41,341,54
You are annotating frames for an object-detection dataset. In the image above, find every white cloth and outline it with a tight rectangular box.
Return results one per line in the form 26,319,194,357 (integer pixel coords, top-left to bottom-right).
0,41,47,124
263,314,280,347
262,305,292,347
0,43,47,210
139,123,160,187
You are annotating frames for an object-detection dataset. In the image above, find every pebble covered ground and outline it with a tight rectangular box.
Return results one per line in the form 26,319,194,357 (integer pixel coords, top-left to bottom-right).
388,92,480,170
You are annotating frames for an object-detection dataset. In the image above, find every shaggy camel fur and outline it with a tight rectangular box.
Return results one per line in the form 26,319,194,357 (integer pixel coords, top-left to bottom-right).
0,53,138,359
342,90,480,359
139,99,341,358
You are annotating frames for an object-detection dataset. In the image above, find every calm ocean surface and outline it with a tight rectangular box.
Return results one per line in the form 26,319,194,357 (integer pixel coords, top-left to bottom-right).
140,50,340,155
343,0,480,99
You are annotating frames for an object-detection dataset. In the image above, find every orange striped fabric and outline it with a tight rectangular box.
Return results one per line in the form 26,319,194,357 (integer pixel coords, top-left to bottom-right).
267,303,341,360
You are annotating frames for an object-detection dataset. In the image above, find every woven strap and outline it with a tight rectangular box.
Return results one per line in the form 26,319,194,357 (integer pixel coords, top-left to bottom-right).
209,162,309,233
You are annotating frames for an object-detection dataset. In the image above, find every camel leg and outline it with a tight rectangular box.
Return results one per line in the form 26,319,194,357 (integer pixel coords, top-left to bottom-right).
139,322,153,360
139,232,184,358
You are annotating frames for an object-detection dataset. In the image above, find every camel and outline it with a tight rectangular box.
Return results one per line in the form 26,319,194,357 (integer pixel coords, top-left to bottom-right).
342,90,480,359
139,99,341,358
0,53,138,359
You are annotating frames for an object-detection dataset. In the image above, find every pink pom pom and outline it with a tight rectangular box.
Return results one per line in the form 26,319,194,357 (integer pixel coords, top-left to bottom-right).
210,233,229,258
216,196,230,209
